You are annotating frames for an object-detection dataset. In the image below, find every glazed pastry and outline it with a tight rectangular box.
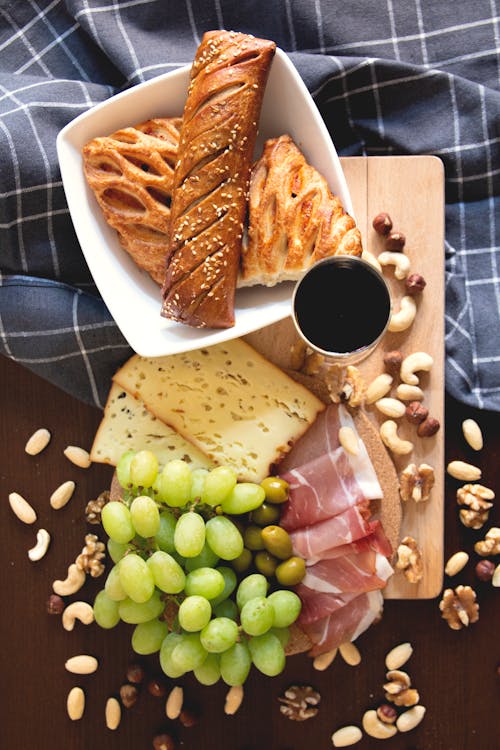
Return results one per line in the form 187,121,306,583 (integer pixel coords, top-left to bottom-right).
161,30,276,328
239,134,362,287
82,118,181,285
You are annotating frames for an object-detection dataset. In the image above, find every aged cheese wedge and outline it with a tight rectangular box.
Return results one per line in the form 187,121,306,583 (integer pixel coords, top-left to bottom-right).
113,339,325,482
90,383,213,470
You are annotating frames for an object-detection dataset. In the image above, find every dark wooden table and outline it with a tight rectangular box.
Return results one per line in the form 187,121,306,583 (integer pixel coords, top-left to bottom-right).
1,353,499,750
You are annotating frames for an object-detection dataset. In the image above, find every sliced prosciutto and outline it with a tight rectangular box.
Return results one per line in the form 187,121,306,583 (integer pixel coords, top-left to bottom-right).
279,403,342,471
306,524,393,566
290,502,376,559
304,590,384,656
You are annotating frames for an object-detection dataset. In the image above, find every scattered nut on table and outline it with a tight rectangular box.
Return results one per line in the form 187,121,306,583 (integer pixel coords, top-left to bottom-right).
376,704,398,724
444,551,469,577
278,685,320,721
405,401,428,425
105,697,121,730
405,273,426,295
439,585,479,629
8,491,37,525
361,249,382,272
165,686,183,719
417,416,440,437
474,527,500,556
396,536,423,583
385,642,413,671
53,563,86,596
331,724,363,747
47,594,65,615
380,420,414,455
313,648,337,671
50,480,76,510
492,564,500,587
67,687,85,721
25,427,51,455
75,533,106,577
396,705,426,733
85,491,109,524
396,383,425,401
462,418,483,451
375,397,406,418
362,709,398,739
27,528,51,561
457,484,494,529
224,685,244,716
326,365,365,407
338,642,361,666
152,734,175,750
383,670,419,707
386,230,406,251
120,684,139,709
366,373,393,404
65,654,99,674
446,460,481,481
372,212,393,236
475,560,495,582
62,601,95,631
399,463,435,502
400,352,433,385
379,251,411,280
63,445,91,468
388,296,417,332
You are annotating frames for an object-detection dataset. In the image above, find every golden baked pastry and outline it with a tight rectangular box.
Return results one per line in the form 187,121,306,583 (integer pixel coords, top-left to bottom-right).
82,118,181,285
161,31,276,329
239,134,362,287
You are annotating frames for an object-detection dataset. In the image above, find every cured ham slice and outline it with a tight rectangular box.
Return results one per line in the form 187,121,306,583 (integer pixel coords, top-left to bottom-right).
296,586,359,626
279,403,341,470
306,524,393,566
290,503,375,559
304,590,383,656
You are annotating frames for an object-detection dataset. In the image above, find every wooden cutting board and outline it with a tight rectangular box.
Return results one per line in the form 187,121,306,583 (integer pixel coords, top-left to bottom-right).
248,155,445,600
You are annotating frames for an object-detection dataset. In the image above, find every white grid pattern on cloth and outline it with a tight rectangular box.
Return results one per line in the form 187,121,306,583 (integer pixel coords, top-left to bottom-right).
0,0,498,410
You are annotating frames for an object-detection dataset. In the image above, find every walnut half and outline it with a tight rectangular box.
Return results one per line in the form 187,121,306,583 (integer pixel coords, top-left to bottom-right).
325,365,366,407
383,670,420,707
395,536,423,583
278,685,321,721
75,533,106,578
399,463,435,503
457,484,495,529
439,585,479,629
474,527,500,557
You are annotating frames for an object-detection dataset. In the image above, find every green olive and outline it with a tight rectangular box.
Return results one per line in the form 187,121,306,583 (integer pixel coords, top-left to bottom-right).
275,556,306,586
231,547,253,573
254,550,278,577
261,525,293,560
260,476,289,504
244,525,265,551
251,502,280,526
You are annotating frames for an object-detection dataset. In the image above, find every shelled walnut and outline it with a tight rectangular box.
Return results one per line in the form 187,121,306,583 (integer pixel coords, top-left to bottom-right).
439,585,479,629
325,365,365,407
396,536,423,583
474,527,500,557
278,685,321,721
457,484,494,529
399,463,435,503
85,491,109,524
383,670,420,707
75,533,106,577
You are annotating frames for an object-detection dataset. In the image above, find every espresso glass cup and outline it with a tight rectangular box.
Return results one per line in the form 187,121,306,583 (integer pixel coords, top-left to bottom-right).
292,255,392,366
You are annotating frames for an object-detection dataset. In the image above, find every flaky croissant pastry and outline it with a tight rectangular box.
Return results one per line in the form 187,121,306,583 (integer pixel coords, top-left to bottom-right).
239,134,362,287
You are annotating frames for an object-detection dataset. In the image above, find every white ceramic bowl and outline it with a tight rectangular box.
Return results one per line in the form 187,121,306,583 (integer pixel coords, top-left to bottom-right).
57,47,353,357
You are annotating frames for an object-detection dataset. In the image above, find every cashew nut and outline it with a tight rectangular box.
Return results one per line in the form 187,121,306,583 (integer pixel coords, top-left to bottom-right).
362,709,398,739
388,296,417,332
380,420,414,455
28,528,51,561
365,373,393,404
361,250,382,272
379,251,411,280
400,351,433,385
53,563,86,596
62,601,95,631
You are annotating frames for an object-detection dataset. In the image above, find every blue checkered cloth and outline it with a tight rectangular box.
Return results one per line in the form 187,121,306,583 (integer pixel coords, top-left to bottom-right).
1,1,499,409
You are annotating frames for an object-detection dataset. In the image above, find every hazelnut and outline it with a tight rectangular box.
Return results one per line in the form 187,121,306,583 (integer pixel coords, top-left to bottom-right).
47,593,65,615
405,273,427,295
152,734,176,750
179,707,199,727
417,417,441,437
405,401,429,425
120,684,138,709
383,350,404,375
386,231,406,251
126,662,145,685
475,559,495,582
376,704,398,724
147,678,167,698
372,212,393,236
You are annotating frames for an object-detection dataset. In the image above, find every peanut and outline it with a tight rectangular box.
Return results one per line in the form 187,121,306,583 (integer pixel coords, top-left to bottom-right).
444,551,469,577
462,419,483,451
25,427,51,455
447,461,481,481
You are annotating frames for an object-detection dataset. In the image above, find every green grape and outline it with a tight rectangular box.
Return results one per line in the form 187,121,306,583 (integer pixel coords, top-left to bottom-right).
155,511,177,553
194,653,221,685
240,596,274,636
93,590,120,629
201,466,237,506
157,459,192,507
213,599,238,620
146,550,185,594
185,567,225,600
236,573,268,610
132,618,168,655
178,595,212,632
174,512,206,557
171,633,208,672
130,495,160,537
130,449,159,488
119,553,155,603
116,450,135,488
209,566,237,609
269,626,290,648
160,632,186,678
101,501,135,544
231,548,253,573
190,468,210,501
267,590,302,628
107,538,129,563
185,543,220,572
118,590,164,624
220,642,252,686
248,632,286,676
200,617,239,653
104,564,127,601
220,482,266,515
205,516,243,560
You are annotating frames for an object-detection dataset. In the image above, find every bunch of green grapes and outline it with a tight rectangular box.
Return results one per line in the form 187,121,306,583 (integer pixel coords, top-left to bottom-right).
93,451,303,687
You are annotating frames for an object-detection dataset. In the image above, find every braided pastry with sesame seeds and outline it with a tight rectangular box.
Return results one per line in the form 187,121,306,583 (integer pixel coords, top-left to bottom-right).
161,30,276,328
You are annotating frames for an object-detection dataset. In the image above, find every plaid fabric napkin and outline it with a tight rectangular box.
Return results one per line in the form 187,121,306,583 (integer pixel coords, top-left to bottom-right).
0,1,499,410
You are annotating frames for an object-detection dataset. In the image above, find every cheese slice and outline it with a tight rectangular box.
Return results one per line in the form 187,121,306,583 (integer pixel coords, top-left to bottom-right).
113,339,325,482
90,383,213,470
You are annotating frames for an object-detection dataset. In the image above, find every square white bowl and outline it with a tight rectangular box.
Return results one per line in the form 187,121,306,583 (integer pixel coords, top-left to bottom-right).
57,47,353,357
